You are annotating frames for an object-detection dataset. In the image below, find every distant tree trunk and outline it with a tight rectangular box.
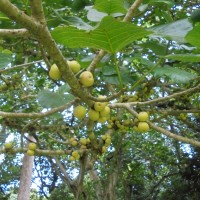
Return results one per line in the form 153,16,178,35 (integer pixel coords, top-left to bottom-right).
17,136,36,200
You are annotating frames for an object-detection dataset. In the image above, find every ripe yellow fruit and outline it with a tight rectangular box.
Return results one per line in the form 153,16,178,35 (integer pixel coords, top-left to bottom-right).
88,133,96,140
72,150,79,158
80,138,87,145
88,109,99,121
79,71,94,87
49,64,61,80
27,149,35,156
100,106,110,117
94,102,106,112
73,105,86,119
98,117,107,124
67,60,81,73
138,112,149,122
69,156,75,161
28,143,37,151
4,142,13,150
138,122,149,132
102,146,107,153
71,140,78,146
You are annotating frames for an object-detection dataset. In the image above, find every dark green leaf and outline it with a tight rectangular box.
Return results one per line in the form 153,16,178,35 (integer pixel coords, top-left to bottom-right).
150,19,193,43
165,54,200,62
94,0,127,15
37,89,74,108
52,16,151,53
154,66,197,83
0,53,12,69
185,25,200,48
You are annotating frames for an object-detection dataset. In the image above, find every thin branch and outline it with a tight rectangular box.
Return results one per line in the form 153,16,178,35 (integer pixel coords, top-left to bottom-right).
0,28,30,38
110,84,200,108
0,100,76,118
0,60,43,73
125,105,200,148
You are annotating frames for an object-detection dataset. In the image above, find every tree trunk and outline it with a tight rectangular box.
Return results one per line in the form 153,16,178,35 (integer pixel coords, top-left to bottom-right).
17,136,36,200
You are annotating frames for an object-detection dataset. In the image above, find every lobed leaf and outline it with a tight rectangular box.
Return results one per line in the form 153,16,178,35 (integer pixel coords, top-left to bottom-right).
52,16,151,53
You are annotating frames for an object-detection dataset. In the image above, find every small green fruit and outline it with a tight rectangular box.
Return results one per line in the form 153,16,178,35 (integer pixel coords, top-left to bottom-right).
69,156,75,161
138,122,149,132
138,112,149,122
49,64,61,80
73,105,86,119
80,138,87,145
67,60,81,73
28,143,37,151
80,71,94,87
88,109,99,121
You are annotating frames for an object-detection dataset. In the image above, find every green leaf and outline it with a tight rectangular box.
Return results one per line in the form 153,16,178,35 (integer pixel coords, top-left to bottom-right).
185,25,200,48
37,88,74,108
149,0,174,7
150,19,193,43
165,54,200,62
154,66,197,83
94,0,127,15
0,53,12,69
52,16,151,53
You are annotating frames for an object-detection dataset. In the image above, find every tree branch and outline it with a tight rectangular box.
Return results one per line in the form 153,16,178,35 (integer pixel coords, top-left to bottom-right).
0,28,29,38
0,100,76,118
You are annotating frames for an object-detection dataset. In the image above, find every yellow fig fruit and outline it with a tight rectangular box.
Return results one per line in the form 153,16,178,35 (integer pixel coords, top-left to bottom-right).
4,142,13,150
94,102,106,112
138,112,149,122
67,60,81,73
27,149,35,156
28,142,37,151
49,64,61,80
79,71,94,87
138,122,149,132
73,105,86,119
88,109,99,121
100,106,110,117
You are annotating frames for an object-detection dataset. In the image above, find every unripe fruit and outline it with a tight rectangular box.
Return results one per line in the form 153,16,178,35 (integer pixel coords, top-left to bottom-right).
27,150,35,156
67,60,81,73
4,142,13,150
73,105,86,119
79,71,94,87
100,106,110,117
138,112,149,122
138,122,149,132
88,109,99,121
105,138,111,146
102,134,107,140
28,143,37,151
49,64,61,80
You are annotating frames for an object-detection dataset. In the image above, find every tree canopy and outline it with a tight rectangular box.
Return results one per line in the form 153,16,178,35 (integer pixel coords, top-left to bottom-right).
0,0,200,199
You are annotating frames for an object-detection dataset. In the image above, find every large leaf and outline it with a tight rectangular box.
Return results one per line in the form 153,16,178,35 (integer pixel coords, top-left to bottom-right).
37,87,74,108
154,66,197,83
0,53,12,69
185,25,200,48
94,0,127,15
165,54,200,62
52,16,151,53
150,19,193,43
149,0,174,7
